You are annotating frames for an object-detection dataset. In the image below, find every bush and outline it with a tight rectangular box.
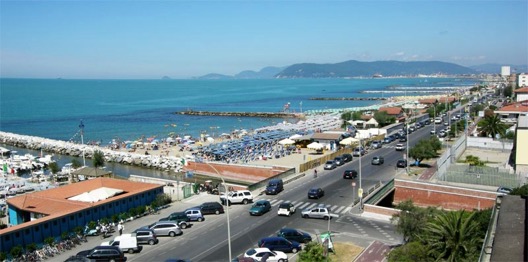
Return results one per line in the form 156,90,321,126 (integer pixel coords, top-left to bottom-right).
26,243,37,252
0,251,6,261
128,207,139,217
87,220,97,230
119,212,130,221
61,231,70,240
10,245,23,258
151,193,172,209
44,236,56,246
73,226,83,235
136,205,146,215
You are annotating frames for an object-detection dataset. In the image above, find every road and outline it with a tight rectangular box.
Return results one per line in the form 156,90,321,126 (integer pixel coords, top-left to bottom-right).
57,117,450,262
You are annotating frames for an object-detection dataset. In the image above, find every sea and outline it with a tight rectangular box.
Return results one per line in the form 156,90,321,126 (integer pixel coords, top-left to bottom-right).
0,77,478,178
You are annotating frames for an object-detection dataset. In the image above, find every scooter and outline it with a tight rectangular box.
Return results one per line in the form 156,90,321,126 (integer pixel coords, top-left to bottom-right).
84,226,98,236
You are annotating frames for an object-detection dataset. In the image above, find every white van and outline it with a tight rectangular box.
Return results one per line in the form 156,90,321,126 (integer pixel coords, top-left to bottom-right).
101,233,143,254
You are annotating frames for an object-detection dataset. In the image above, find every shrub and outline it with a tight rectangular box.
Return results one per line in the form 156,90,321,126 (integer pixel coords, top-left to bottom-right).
73,226,83,235
87,220,97,230
44,236,56,246
128,207,139,217
61,231,70,240
26,243,37,252
119,212,130,221
10,245,23,258
0,251,6,261
111,214,119,223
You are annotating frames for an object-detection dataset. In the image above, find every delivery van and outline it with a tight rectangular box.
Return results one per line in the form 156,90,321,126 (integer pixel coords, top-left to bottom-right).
101,233,143,254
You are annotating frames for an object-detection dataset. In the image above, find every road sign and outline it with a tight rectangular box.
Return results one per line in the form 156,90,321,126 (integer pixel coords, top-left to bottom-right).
352,182,356,187
358,188,363,198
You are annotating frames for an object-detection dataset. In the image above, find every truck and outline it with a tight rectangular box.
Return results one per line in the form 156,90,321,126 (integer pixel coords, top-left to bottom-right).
101,233,143,254
219,190,253,205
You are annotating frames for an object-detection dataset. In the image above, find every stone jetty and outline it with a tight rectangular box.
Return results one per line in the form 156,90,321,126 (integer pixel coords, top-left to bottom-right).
310,97,387,101
177,110,303,118
0,132,186,172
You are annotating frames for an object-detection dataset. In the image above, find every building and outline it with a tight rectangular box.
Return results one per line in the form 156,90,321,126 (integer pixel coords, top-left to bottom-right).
518,73,528,88
514,86,528,102
515,115,528,174
494,101,528,123
501,66,511,77
1,178,163,252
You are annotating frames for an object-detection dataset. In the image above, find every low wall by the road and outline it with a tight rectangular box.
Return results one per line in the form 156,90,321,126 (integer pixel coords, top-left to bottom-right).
467,137,513,151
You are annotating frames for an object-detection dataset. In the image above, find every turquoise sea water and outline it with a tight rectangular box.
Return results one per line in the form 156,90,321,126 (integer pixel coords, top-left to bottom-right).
0,78,476,144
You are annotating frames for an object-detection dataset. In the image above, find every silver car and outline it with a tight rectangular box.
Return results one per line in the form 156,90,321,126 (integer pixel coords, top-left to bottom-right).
301,207,331,220
145,221,182,237
185,208,205,222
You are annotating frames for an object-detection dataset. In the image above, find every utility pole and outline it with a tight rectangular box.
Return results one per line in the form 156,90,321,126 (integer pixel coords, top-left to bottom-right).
79,120,86,167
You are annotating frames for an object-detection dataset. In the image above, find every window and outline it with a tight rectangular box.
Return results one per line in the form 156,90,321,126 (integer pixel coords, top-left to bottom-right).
53,221,57,226
101,206,105,210
70,215,74,220
78,213,82,218
34,227,39,232
62,218,66,223
44,223,49,229
25,229,30,235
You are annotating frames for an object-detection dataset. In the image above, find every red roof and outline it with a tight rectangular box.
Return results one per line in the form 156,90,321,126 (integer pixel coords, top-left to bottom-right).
378,107,402,116
514,87,528,93
496,101,528,113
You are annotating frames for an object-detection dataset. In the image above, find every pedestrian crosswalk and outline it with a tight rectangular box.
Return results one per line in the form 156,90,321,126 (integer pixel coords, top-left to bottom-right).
262,198,353,215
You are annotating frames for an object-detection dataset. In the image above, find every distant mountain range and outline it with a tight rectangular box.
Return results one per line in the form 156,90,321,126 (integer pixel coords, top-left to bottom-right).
196,60,527,79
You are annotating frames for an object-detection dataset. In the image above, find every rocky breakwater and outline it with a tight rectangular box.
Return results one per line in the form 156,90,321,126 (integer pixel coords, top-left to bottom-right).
0,132,185,171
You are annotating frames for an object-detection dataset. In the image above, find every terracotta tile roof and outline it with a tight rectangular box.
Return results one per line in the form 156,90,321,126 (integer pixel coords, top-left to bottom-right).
514,87,528,93
496,101,528,113
378,107,402,115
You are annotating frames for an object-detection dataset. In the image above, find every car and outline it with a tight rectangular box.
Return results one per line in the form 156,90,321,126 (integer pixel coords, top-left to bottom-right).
382,137,392,144
184,208,205,222
370,140,382,149
265,178,284,195
333,156,345,166
343,170,358,179
353,147,366,157
101,233,143,254
143,221,182,237
408,126,416,132
396,159,408,168
64,255,92,262
435,117,443,124
444,122,449,126
371,156,384,165
399,136,407,142
76,246,126,262
196,202,225,215
497,186,513,194
249,200,272,216
232,256,257,262
301,207,331,220
133,228,158,245
307,187,324,199
438,131,447,138
220,190,254,205
324,160,337,170
277,202,296,217
257,236,301,253
159,212,191,229
395,143,405,151
244,248,288,262
341,153,353,162
277,228,312,244
430,130,436,134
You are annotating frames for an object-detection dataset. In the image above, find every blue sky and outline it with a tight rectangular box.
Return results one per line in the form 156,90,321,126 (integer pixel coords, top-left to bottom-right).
1,0,527,79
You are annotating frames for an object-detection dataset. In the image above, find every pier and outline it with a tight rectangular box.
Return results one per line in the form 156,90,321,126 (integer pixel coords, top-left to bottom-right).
176,110,303,118
309,97,387,101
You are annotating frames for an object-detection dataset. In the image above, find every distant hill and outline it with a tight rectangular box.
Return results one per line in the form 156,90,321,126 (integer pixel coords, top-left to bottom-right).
275,60,476,78
469,63,528,74
197,66,285,79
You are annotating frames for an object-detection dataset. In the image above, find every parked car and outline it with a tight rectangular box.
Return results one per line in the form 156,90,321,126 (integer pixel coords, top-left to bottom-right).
195,202,225,215
159,212,191,229
244,248,288,262
265,178,284,195
333,156,345,166
249,200,272,216
395,143,405,151
101,233,143,254
497,186,513,194
324,160,337,170
143,221,182,237
277,228,312,243
307,187,325,199
301,207,331,220
343,170,358,179
220,190,254,205
277,202,296,217
184,208,205,222
353,147,366,157
341,153,353,162
76,246,126,262
371,156,384,165
382,137,392,144
399,136,407,142
258,236,301,253
430,130,436,135
133,228,158,245
370,140,382,149
396,159,408,168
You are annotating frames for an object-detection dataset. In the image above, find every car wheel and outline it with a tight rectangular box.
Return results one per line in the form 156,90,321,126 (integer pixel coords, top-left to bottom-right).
242,199,248,205
215,210,220,215
278,260,285,262
169,231,176,237
292,248,298,253
128,249,135,254
287,213,291,217
110,259,116,262
324,216,329,220
303,214,308,218
198,217,204,222
148,239,155,245
180,223,187,229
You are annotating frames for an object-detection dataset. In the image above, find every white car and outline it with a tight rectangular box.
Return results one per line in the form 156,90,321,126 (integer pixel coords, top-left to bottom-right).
220,190,253,205
244,247,288,262
301,207,331,220
277,202,296,217
395,143,405,151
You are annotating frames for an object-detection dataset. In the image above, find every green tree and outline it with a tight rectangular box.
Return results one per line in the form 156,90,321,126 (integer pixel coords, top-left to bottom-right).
423,211,481,262
464,155,484,166
48,162,60,174
71,158,82,169
391,200,439,243
298,241,327,262
477,114,507,138
387,241,433,262
504,131,515,140
374,111,395,127
408,136,441,165
510,184,528,196
92,150,105,168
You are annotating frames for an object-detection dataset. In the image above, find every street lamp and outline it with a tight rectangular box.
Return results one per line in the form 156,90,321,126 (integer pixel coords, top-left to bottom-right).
358,135,363,210
325,213,339,262
79,120,86,167
202,162,232,261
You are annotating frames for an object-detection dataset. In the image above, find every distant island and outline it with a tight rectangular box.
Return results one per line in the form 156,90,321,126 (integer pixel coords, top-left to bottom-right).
196,60,527,79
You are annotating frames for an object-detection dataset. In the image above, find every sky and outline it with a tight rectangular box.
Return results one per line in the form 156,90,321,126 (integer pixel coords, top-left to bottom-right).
1,0,527,79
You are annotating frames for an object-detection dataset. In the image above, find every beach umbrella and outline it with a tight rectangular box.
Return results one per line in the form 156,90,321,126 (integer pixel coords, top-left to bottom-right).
307,142,324,150
278,138,295,145
207,137,215,142
339,137,359,145
289,134,302,140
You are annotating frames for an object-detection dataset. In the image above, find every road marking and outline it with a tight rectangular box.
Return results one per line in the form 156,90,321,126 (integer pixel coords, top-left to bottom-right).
298,202,310,209
342,207,352,214
334,206,345,213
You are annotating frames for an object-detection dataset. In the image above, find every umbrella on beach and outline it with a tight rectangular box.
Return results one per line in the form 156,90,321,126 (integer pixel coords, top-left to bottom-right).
339,137,359,145
278,138,295,145
307,142,324,150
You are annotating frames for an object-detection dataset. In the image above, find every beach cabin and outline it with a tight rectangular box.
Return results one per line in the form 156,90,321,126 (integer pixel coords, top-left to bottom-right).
72,166,113,181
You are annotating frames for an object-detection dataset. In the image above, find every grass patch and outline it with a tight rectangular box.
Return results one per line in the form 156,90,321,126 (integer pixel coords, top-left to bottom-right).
328,242,363,262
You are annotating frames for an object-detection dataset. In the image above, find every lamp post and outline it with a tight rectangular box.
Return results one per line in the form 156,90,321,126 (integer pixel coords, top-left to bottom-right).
325,213,339,262
358,135,363,210
79,120,86,167
203,162,231,261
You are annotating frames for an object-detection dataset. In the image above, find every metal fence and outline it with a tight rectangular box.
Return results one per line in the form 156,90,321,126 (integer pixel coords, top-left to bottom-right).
443,164,521,188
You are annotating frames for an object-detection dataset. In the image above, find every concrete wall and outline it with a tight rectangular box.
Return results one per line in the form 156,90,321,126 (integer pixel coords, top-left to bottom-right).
467,137,513,151
393,179,497,211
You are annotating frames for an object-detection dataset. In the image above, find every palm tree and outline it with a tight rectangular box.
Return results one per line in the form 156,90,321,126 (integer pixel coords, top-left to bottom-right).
423,211,481,261
477,114,507,138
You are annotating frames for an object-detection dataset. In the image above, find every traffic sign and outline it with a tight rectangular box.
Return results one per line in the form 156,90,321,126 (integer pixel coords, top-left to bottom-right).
352,182,356,187
358,188,363,198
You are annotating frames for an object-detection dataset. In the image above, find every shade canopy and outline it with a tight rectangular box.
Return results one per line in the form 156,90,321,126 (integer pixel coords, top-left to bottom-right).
307,142,324,150
339,137,359,145
278,138,296,145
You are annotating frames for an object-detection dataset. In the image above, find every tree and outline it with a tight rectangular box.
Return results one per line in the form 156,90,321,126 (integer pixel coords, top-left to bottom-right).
408,136,441,165
464,155,484,166
71,158,82,169
423,211,481,262
92,150,105,168
510,184,528,196
387,241,433,262
374,111,395,126
298,241,326,262
477,114,507,138
391,200,439,243
47,162,60,174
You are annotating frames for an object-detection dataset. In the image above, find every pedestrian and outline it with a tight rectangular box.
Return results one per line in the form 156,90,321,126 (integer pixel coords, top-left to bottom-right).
118,222,124,236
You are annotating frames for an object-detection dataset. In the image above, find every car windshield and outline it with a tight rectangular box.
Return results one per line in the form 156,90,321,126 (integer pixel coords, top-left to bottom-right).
309,188,318,193
245,249,257,256
279,203,290,208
